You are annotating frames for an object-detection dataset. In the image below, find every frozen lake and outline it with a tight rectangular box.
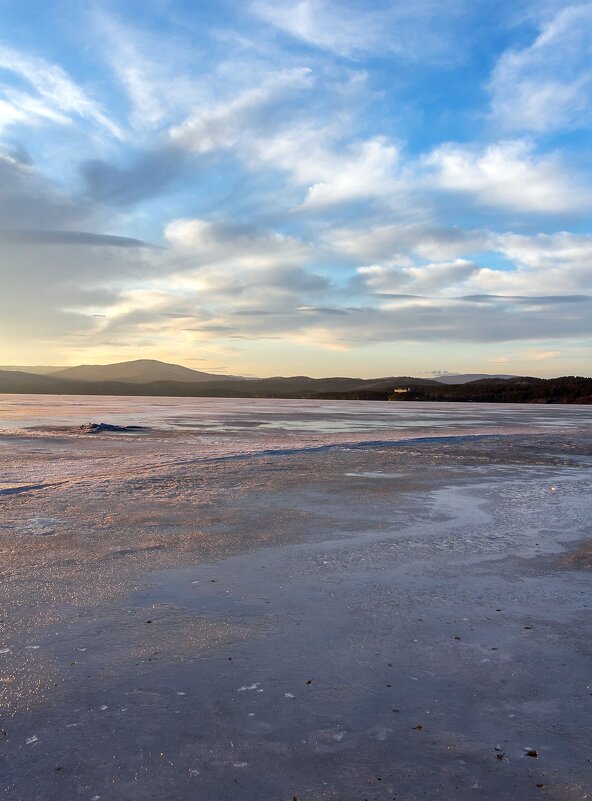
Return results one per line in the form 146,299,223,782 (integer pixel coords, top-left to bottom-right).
1,396,591,800
1,393,591,437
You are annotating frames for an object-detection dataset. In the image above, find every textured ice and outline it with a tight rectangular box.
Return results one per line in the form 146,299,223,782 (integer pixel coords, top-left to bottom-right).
1,395,591,800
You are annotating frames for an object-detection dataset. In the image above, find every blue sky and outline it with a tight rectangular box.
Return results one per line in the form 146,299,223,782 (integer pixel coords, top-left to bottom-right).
0,0,591,376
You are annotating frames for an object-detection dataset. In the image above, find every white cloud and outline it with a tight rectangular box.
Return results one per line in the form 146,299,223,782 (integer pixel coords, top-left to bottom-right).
169,65,405,211
489,3,592,133
494,231,592,270
0,91,71,132
325,222,487,263
98,23,168,130
248,126,405,210
424,139,591,213
329,225,592,300
0,44,123,138
250,0,466,61
467,231,592,296
75,215,336,347
169,68,312,153
251,0,384,56
398,259,478,293
164,218,310,270
302,137,400,209
93,11,205,132
350,226,592,309
358,259,479,295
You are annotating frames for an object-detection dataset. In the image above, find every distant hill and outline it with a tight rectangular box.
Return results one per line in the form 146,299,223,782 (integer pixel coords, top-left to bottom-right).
50,359,238,384
0,365,65,375
0,369,63,392
0,367,439,399
0,361,589,403
431,373,517,384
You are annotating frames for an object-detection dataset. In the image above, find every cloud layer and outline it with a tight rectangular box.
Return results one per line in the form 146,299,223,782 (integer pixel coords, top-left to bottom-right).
0,1,591,375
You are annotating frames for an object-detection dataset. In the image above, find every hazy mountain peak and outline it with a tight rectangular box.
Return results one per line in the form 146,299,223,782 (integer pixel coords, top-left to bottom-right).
50,359,237,383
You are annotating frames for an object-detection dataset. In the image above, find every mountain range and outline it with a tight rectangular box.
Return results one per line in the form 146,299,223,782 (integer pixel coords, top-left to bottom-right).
0,360,589,403
50,360,238,384
0,359,516,384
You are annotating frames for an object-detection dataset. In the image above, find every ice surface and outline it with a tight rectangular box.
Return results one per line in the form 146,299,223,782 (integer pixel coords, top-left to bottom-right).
1,395,591,800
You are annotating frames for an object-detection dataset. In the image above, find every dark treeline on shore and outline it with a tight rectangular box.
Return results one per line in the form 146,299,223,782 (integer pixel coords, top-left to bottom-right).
0,364,591,404
321,376,592,404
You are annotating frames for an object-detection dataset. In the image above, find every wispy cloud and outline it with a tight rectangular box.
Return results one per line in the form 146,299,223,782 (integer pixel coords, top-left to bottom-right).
93,10,205,132
169,68,313,153
528,348,561,360
0,43,124,139
0,229,153,247
250,0,466,61
489,2,592,133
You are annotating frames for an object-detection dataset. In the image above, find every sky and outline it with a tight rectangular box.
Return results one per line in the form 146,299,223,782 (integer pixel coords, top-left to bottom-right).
0,0,591,378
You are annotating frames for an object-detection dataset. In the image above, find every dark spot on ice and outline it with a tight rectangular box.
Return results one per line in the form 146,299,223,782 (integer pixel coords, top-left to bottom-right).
79,422,148,433
306,680,313,685
412,724,423,730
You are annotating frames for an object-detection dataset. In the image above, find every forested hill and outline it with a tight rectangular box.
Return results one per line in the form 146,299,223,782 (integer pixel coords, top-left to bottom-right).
382,377,592,404
0,369,590,403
